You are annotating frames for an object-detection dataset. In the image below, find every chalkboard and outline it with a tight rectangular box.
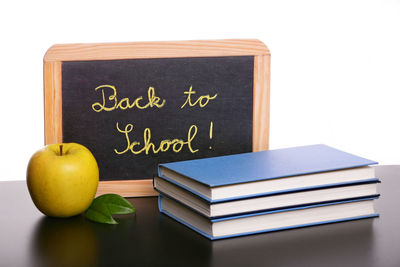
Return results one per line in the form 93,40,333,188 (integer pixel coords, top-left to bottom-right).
44,40,270,196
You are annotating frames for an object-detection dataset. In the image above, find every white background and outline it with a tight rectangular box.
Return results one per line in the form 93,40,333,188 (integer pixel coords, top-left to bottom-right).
0,0,399,181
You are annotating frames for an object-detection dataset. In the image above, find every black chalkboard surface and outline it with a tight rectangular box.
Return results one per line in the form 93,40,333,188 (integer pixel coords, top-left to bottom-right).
44,39,270,196
62,56,253,181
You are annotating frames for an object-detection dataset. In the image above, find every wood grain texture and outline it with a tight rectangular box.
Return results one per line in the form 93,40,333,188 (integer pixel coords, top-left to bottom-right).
253,54,271,151
96,180,158,197
44,61,62,144
43,39,270,197
44,39,269,61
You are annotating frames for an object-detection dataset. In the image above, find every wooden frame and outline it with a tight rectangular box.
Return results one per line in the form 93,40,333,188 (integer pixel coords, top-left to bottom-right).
44,39,270,197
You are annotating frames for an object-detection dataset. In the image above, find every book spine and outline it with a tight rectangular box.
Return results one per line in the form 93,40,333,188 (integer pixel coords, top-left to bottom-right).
157,165,163,177
157,195,163,212
158,197,215,240
157,175,213,202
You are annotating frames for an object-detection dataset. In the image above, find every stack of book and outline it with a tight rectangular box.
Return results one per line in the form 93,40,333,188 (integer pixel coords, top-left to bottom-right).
154,144,379,240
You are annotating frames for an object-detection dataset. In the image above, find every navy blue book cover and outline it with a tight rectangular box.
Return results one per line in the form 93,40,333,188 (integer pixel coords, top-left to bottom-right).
158,196,380,240
159,144,378,187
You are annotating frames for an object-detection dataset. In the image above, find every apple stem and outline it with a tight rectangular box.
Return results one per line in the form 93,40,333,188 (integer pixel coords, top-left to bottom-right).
59,144,63,156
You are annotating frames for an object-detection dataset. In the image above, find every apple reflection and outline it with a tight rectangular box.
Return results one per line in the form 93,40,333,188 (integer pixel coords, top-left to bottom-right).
31,215,99,267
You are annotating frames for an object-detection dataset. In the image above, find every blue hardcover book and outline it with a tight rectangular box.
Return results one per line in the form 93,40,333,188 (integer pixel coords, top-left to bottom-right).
154,177,380,218
158,195,379,240
158,144,378,202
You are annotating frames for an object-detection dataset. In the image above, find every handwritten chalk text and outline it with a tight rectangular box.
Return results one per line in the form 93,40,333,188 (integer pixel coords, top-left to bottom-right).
114,122,199,155
92,85,166,112
181,86,218,108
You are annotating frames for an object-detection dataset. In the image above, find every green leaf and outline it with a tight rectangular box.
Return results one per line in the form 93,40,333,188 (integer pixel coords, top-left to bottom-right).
85,194,136,224
85,201,117,225
95,194,136,214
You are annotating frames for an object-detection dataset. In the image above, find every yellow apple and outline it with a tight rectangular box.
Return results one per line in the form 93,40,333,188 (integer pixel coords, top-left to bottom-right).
27,143,99,217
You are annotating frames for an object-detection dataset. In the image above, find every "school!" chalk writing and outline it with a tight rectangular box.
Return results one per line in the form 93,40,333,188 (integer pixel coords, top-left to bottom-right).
114,122,199,155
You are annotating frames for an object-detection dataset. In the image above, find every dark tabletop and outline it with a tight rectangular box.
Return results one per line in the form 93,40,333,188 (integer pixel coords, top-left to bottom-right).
1,165,399,267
